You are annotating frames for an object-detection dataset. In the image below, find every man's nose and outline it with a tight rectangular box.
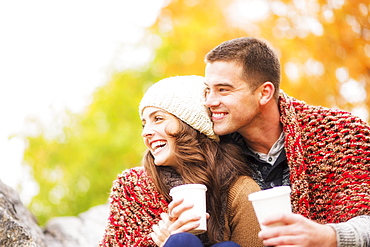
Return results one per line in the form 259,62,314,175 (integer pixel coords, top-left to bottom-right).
205,91,220,107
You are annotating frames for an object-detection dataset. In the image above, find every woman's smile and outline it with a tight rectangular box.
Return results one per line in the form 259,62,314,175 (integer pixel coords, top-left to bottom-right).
150,140,167,155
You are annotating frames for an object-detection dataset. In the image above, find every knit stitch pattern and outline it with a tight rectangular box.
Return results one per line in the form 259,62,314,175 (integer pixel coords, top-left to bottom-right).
279,92,370,224
99,167,168,247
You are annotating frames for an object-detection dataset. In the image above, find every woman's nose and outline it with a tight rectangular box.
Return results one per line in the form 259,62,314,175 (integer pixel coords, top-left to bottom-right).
141,124,154,137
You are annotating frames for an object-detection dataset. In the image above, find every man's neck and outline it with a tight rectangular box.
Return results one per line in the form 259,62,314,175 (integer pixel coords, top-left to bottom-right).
240,104,282,154
244,129,282,154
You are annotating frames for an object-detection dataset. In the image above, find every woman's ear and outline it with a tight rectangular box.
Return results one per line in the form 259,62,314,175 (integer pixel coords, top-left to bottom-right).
259,82,275,105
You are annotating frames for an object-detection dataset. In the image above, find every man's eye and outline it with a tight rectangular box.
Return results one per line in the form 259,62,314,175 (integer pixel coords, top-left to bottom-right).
154,116,163,122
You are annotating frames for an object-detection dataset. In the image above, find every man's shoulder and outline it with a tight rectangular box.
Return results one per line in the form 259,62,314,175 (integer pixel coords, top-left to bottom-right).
279,93,369,127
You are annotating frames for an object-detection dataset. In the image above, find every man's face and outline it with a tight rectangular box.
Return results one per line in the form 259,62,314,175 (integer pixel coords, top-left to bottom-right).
204,60,260,136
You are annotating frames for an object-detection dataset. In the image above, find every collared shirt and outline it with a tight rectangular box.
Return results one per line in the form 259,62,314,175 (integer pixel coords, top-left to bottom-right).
248,132,285,165
245,147,288,189
226,132,289,190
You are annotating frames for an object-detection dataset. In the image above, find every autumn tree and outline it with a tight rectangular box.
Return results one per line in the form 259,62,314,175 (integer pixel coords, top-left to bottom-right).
151,0,369,120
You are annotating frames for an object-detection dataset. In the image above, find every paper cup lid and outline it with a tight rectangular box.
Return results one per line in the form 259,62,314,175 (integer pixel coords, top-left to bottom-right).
170,184,207,196
248,186,291,201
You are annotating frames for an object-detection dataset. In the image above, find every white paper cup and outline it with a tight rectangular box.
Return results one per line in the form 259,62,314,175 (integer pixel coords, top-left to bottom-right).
248,186,292,229
169,184,207,235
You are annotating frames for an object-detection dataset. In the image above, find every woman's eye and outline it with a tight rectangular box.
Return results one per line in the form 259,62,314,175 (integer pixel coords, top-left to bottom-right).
154,116,163,122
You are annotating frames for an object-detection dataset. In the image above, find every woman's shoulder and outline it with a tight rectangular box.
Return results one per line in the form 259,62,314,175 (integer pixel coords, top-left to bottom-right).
110,166,167,206
117,166,147,179
112,166,156,193
228,176,260,201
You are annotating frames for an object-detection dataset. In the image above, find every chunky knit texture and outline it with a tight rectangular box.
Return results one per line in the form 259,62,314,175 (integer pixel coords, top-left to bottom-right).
99,167,168,247
279,91,370,223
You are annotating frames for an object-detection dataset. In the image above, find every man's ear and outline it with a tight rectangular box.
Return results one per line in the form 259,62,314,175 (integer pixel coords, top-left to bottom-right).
259,82,275,105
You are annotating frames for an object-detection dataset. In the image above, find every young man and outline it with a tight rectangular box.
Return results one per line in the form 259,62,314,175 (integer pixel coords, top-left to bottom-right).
204,37,370,247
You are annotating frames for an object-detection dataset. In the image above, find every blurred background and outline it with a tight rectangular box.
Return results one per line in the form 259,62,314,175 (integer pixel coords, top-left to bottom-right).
0,0,369,225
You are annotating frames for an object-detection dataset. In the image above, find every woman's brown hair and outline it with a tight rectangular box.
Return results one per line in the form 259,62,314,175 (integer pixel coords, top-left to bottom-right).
143,118,252,244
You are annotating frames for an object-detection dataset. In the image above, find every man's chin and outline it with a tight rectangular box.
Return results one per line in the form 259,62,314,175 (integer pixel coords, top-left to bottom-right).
213,126,231,136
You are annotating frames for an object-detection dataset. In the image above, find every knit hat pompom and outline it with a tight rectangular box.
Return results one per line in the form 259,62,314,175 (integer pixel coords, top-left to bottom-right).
139,75,218,140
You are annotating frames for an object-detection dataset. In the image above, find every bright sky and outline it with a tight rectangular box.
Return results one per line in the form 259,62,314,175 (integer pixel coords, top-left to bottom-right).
0,0,163,203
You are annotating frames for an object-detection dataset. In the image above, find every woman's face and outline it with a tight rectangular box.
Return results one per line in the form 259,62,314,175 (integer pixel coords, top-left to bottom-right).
141,107,180,167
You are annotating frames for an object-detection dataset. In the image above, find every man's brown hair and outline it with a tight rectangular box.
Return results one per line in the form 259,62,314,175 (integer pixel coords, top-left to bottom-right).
205,37,281,99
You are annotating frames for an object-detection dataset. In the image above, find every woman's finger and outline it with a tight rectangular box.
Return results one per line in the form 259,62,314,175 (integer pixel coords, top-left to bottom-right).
151,221,170,242
168,199,194,220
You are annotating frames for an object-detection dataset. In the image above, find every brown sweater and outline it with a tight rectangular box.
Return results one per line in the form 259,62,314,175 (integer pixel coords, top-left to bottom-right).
224,176,263,246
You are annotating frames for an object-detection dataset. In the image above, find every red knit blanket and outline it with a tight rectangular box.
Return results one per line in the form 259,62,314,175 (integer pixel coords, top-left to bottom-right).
99,167,168,247
280,92,370,223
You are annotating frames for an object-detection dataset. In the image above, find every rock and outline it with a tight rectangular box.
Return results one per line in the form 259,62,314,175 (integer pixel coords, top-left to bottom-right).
44,204,109,247
0,179,109,247
0,179,46,247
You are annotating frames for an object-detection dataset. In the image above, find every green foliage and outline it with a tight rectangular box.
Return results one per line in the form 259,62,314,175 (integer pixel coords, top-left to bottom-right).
23,71,159,224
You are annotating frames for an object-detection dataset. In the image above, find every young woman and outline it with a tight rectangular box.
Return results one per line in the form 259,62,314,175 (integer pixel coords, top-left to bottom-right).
99,75,262,247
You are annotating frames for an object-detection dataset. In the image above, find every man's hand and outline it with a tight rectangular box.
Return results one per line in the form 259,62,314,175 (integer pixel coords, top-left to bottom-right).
258,213,337,247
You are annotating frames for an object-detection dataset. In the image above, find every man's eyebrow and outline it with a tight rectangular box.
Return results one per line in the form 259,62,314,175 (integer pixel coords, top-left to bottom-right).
212,82,235,89
205,82,233,87
217,83,233,87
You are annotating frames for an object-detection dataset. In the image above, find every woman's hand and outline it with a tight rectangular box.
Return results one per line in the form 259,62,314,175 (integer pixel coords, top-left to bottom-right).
150,213,172,247
150,198,207,246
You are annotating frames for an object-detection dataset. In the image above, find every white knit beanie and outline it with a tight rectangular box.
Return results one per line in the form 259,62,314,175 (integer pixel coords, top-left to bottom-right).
139,75,218,140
